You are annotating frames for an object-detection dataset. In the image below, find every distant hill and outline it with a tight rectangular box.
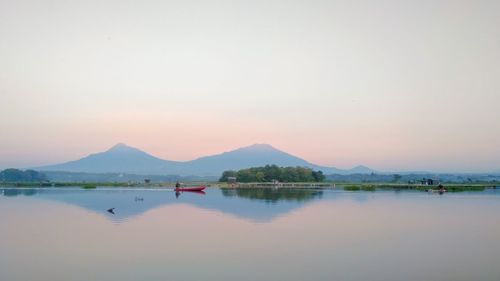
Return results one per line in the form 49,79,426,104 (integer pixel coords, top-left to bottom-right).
41,171,212,183
36,143,376,176
348,165,375,174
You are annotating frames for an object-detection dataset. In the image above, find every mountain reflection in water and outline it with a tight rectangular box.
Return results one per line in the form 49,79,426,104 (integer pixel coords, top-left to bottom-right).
2,187,500,281
0,187,325,223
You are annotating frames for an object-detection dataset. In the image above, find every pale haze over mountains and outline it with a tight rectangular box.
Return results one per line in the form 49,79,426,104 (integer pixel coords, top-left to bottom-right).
37,143,376,176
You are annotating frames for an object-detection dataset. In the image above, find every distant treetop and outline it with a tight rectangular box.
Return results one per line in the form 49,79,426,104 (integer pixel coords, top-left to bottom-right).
219,165,325,183
0,169,47,182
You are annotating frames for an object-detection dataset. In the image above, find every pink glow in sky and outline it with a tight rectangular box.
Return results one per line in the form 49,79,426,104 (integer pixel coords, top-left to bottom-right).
1,0,500,172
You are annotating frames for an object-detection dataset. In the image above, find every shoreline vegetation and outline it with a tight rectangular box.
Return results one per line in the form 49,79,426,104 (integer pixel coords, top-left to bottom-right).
0,168,498,192
0,181,497,192
219,165,325,183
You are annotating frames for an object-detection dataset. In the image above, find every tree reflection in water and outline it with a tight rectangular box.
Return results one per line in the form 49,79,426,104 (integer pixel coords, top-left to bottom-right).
221,188,323,203
2,188,37,197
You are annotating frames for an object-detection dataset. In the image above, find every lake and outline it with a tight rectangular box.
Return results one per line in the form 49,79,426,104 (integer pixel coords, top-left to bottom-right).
1,187,500,281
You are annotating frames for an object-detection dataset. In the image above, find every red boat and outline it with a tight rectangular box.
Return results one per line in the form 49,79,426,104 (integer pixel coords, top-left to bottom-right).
174,186,206,192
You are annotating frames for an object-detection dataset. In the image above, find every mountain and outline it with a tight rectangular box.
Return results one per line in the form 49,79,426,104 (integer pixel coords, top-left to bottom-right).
348,165,377,174
180,144,344,175
36,143,375,176
38,143,181,175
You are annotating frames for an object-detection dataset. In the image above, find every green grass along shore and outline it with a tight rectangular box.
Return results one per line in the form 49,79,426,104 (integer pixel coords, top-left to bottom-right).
0,181,498,192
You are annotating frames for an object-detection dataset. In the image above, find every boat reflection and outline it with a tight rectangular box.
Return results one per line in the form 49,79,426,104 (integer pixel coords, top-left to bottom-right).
175,190,206,198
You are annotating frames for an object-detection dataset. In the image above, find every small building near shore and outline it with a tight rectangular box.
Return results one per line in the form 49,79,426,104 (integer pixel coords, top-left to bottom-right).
421,178,438,185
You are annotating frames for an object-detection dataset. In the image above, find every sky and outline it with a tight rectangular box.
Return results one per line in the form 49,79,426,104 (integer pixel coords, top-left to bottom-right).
1,0,499,173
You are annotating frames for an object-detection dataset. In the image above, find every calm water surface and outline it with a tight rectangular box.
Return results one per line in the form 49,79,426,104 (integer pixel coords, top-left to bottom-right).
1,187,500,281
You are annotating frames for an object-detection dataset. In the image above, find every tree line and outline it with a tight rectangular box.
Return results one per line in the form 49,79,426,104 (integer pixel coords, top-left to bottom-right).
219,165,325,183
0,169,47,182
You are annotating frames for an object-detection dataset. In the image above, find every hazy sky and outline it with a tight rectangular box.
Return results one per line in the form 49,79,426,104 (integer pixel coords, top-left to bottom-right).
1,0,499,172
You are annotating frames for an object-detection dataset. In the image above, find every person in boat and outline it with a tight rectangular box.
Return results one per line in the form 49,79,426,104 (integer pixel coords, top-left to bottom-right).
175,182,181,198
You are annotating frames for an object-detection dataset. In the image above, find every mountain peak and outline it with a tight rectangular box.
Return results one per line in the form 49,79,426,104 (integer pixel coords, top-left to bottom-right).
112,142,127,147
242,143,277,151
349,165,376,173
108,143,133,151
104,143,148,155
